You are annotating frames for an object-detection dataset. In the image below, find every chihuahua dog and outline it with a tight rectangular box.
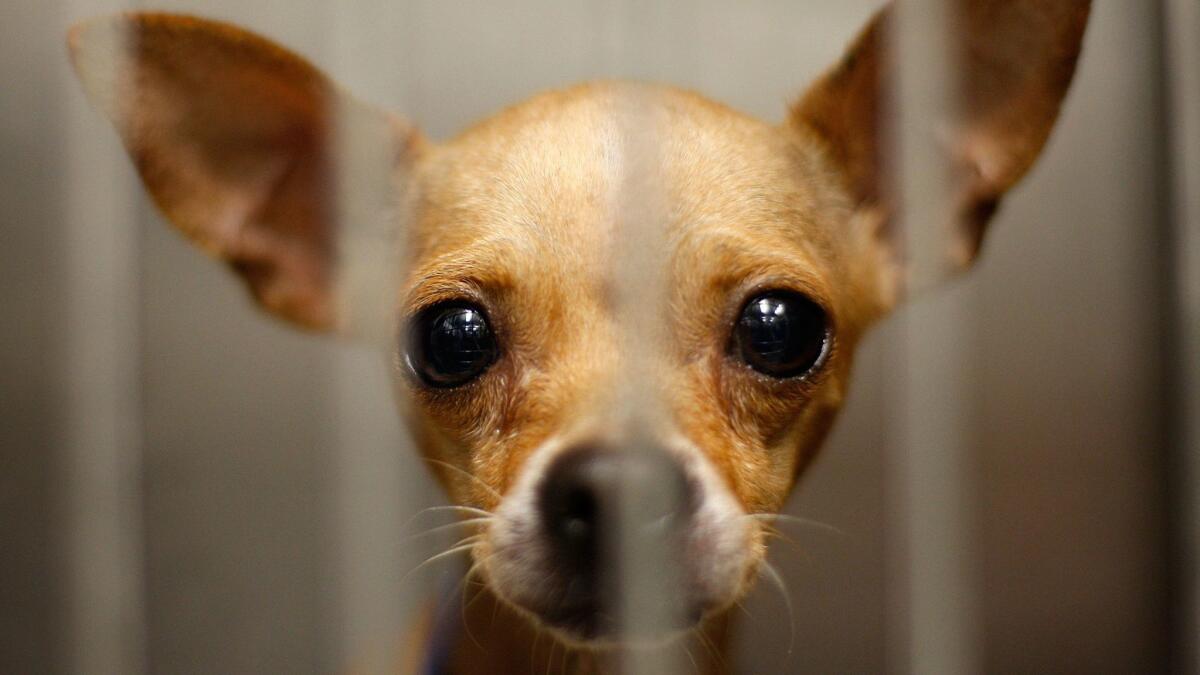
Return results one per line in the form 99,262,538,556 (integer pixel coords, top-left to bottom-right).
69,1,1090,672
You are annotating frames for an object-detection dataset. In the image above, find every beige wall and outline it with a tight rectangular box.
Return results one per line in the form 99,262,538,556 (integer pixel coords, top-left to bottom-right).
2,1,1171,673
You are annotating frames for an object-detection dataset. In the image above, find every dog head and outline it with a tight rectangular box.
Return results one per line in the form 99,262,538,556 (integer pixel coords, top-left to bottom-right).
69,1,1089,645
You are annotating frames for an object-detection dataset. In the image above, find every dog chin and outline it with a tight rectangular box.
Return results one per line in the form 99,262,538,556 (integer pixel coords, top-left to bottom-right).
518,601,711,651
489,573,738,650
480,534,764,649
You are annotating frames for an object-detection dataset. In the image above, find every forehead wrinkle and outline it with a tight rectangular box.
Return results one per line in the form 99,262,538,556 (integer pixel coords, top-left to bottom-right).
674,227,834,307
404,231,541,307
676,203,831,266
403,221,608,317
415,82,854,318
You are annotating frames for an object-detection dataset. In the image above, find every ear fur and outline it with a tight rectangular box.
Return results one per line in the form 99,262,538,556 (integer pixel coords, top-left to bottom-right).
792,0,1091,280
67,13,421,330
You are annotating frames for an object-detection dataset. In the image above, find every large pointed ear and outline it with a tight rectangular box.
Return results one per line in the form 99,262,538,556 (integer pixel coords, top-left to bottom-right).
67,13,422,331
791,0,1091,288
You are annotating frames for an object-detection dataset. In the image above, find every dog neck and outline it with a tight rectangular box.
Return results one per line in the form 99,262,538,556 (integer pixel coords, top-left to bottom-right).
418,576,734,675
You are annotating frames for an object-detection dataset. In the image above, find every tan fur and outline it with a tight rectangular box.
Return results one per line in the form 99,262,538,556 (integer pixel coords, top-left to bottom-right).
68,3,1091,672
402,82,877,515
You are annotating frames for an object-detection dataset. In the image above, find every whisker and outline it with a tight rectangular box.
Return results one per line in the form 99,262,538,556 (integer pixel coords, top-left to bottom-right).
407,517,493,542
760,524,798,547
463,571,491,614
400,504,492,531
530,628,542,672
760,559,796,657
424,457,503,502
762,529,816,566
745,511,845,537
734,600,753,620
490,582,502,630
459,560,485,651
399,539,480,584
696,629,728,672
682,642,700,675
561,643,574,675
446,534,482,550
398,504,495,539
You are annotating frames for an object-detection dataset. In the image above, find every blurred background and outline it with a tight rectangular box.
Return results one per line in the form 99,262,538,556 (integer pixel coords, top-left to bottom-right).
3,0,1194,673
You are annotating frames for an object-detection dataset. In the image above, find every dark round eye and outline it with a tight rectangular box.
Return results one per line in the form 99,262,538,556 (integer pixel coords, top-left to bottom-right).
732,291,829,378
407,303,498,387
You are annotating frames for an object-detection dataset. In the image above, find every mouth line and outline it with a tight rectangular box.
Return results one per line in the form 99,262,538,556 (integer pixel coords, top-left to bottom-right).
541,603,612,642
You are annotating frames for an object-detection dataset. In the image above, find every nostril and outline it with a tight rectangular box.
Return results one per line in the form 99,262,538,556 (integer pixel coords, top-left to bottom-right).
532,445,702,635
557,482,597,545
538,445,697,564
539,448,610,562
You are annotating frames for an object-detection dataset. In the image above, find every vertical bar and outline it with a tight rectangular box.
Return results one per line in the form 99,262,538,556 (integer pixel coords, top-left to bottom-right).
1162,0,1200,672
58,3,147,674
595,6,678,672
887,1,982,673
595,4,690,671
609,91,687,675
325,3,426,673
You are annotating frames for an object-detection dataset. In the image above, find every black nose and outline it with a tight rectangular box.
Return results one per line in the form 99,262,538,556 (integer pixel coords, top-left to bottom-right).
538,446,696,570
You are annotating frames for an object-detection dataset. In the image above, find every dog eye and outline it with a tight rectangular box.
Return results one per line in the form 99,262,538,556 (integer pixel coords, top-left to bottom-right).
407,303,498,387
732,291,829,378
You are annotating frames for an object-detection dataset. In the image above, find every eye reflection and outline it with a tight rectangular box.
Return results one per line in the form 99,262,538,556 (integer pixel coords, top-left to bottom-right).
407,303,498,387
733,291,829,378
